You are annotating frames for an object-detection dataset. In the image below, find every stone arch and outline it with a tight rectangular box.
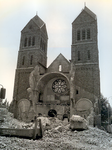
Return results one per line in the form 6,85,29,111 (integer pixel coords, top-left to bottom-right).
36,72,70,102
34,72,70,117
37,72,70,92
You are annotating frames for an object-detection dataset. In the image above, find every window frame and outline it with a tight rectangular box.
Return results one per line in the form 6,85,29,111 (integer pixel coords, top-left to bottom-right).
30,55,33,65
22,56,25,65
24,38,27,47
87,50,90,60
82,29,86,40
77,30,80,41
78,51,80,61
87,28,91,39
32,36,35,46
28,37,31,46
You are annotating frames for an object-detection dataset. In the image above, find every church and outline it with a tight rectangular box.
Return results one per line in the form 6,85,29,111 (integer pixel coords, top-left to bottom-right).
13,6,101,126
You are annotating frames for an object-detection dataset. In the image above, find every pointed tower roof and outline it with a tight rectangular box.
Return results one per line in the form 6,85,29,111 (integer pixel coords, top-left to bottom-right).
21,15,46,32
84,6,96,20
21,14,48,38
32,15,45,28
72,6,96,24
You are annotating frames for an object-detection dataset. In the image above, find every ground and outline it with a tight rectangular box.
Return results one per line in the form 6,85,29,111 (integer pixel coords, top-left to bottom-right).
0,111,112,150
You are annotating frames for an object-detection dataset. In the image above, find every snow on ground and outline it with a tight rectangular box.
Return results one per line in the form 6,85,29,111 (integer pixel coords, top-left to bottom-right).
0,111,112,150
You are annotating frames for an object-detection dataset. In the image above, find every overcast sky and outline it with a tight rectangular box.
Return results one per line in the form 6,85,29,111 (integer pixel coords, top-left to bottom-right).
0,0,112,105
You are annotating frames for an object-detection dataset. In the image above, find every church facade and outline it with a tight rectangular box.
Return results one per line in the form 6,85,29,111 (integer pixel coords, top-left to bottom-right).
13,6,101,126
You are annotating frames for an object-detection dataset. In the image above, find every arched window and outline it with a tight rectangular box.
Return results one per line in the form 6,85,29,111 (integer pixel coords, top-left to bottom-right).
22,56,25,65
78,51,80,61
24,38,27,47
77,30,80,41
76,89,78,94
32,36,35,46
39,93,43,102
30,55,33,65
59,65,62,71
82,29,85,40
87,50,90,60
87,28,90,39
28,37,31,46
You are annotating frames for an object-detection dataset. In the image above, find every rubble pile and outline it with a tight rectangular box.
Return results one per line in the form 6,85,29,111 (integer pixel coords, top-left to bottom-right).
0,112,112,149
0,111,34,129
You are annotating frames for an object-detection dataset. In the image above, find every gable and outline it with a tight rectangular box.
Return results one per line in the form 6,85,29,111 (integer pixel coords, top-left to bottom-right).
72,7,96,25
21,15,45,33
47,54,70,73
32,15,44,28
21,19,40,33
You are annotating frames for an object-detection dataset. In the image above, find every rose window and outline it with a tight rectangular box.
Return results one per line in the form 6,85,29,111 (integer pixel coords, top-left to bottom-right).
52,79,67,93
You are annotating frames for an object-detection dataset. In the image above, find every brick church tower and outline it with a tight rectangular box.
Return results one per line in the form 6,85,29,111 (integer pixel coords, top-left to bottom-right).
13,15,48,101
71,6,100,103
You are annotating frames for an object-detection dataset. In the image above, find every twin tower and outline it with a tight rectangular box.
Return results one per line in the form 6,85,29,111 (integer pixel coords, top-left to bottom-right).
13,6,101,126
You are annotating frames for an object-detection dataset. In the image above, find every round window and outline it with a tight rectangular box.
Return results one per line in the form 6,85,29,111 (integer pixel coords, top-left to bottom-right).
52,79,67,94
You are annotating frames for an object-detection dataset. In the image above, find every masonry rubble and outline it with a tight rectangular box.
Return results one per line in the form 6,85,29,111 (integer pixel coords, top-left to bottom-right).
1,108,112,149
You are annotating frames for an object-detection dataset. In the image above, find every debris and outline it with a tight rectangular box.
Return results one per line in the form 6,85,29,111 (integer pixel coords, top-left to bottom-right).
0,112,112,149
70,115,88,130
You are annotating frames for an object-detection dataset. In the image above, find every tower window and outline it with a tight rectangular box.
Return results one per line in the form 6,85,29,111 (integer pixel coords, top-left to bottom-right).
87,29,90,39
28,37,31,46
82,29,85,40
22,56,25,65
77,30,80,41
30,55,33,65
78,51,80,61
59,65,62,71
87,50,90,60
24,38,27,47
76,89,78,94
32,36,35,46
39,93,43,102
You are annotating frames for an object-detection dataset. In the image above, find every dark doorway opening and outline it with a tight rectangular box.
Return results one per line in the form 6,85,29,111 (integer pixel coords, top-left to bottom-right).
48,109,57,117
38,93,43,102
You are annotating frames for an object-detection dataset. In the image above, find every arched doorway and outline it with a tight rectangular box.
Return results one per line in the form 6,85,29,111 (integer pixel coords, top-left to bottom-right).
48,109,57,117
